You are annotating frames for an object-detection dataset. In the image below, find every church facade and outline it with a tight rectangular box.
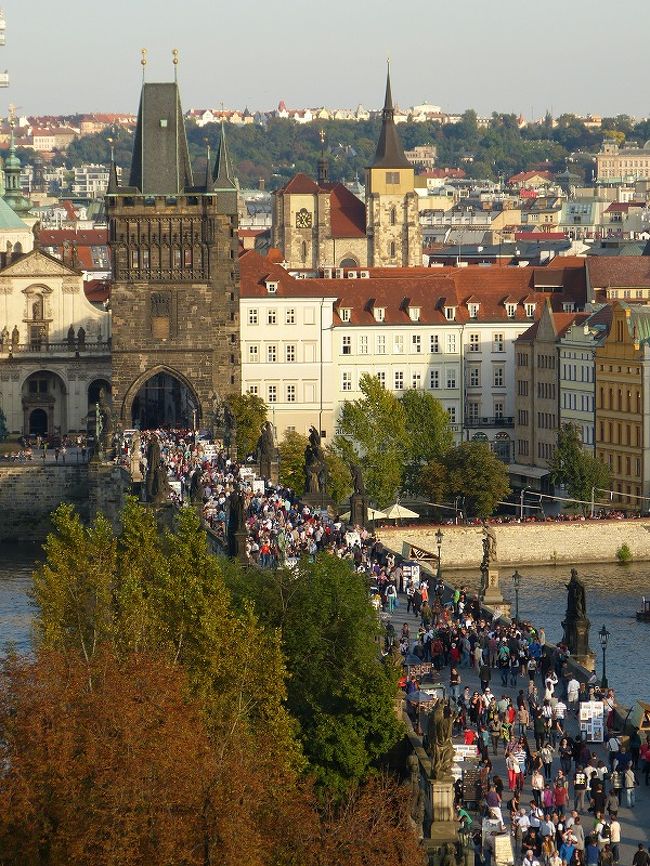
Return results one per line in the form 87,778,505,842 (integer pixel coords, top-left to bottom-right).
272,69,422,270
105,80,241,430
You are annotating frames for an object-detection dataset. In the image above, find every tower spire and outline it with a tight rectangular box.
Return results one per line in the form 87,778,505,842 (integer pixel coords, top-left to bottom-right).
317,128,328,186
212,119,236,190
370,61,411,169
106,138,119,194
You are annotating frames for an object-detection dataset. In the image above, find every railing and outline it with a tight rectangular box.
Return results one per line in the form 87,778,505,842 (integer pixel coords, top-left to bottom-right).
0,340,111,357
464,415,514,429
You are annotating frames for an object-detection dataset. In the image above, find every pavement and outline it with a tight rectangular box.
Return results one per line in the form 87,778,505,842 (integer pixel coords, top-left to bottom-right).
389,593,650,863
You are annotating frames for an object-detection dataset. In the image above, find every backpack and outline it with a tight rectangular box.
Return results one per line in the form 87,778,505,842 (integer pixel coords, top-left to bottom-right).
600,824,611,840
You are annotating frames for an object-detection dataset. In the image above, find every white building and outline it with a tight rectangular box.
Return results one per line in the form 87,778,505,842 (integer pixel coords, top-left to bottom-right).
71,163,122,199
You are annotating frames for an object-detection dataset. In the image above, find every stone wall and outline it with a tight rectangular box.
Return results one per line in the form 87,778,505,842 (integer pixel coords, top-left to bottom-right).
87,462,132,533
0,464,89,541
377,520,650,568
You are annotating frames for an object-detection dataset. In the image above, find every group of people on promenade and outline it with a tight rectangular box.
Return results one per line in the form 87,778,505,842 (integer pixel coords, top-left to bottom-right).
390,575,649,866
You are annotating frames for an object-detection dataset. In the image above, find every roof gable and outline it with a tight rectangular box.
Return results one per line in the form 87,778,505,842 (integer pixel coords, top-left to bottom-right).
0,247,80,278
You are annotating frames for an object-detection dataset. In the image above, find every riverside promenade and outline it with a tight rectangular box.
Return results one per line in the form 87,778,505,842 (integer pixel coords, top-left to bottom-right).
390,594,650,863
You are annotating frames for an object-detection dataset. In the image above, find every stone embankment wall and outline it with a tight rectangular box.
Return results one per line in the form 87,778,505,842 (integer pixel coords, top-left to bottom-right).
378,520,650,568
0,463,132,542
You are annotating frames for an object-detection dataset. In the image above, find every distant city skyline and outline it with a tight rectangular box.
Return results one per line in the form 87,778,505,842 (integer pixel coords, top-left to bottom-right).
4,0,650,118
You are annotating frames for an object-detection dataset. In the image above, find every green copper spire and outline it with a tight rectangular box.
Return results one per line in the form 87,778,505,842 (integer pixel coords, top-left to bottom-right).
3,123,31,216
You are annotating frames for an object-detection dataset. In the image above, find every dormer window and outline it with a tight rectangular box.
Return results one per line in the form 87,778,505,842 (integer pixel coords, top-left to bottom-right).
506,302,517,319
265,280,278,294
525,302,536,318
340,307,351,322
468,303,479,319
408,306,421,322
444,306,456,321
374,307,385,322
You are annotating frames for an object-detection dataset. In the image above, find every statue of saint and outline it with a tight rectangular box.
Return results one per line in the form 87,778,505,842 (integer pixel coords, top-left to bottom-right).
11,325,19,347
565,568,587,620
481,522,497,571
304,426,327,494
350,461,365,496
145,437,168,504
427,699,455,780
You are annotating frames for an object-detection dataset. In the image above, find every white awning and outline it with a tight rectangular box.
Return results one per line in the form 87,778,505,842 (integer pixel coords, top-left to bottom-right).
507,462,550,480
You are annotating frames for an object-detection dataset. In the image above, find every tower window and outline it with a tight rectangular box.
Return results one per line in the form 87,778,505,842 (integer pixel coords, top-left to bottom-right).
390,206,397,226
389,241,396,258
386,171,399,185
151,291,171,340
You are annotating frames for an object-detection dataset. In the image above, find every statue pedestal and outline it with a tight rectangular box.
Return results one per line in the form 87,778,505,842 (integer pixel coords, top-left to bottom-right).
429,777,458,845
259,458,271,481
480,568,504,604
229,529,248,563
349,493,368,529
301,492,335,513
562,615,592,662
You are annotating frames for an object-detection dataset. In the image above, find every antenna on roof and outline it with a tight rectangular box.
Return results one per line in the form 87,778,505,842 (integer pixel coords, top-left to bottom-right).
172,48,179,83
141,48,147,82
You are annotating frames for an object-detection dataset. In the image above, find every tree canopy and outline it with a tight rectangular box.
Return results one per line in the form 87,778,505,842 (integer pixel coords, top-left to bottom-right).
549,423,611,514
226,392,267,459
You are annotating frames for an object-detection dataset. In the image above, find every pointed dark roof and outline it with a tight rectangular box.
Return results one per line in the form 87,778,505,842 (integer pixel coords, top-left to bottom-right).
128,82,194,194
212,121,237,190
106,152,119,195
371,66,412,170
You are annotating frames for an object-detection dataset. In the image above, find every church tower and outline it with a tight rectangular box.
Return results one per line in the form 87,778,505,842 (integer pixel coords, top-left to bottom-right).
106,70,240,430
366,65,421,267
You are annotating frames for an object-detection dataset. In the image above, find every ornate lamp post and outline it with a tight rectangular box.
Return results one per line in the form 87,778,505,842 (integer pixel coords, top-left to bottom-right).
598,623,610,689
512,570,522,623
435,528,444,580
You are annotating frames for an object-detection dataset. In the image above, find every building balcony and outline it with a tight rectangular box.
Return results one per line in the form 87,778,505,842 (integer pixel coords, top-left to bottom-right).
465,415,514,429
0,340,111,359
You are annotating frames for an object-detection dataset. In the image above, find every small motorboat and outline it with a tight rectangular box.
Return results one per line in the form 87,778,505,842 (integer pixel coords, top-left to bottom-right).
636,597,650,621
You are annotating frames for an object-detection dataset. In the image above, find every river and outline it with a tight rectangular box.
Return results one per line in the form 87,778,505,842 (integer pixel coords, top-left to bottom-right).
0,545,649,708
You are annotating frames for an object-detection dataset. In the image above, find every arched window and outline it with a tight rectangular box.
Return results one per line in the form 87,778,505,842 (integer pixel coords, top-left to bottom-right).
389,241,397,258
390,206,397,226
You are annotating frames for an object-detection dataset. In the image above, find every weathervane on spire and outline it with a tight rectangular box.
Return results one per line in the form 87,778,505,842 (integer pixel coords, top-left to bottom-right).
172,48,179,82
141,48,147,81
8,102,15,128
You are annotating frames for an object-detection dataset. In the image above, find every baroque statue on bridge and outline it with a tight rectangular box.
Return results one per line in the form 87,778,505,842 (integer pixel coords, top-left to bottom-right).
304,426,327,494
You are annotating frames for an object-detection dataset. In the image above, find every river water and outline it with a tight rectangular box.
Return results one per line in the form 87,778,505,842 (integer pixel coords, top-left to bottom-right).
0,545,649,708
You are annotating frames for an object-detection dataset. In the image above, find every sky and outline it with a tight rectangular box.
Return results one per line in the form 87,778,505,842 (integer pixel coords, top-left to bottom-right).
4,0,650,119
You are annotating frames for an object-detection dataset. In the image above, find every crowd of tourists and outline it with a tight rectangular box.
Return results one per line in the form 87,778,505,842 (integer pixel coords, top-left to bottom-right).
382,575,650,866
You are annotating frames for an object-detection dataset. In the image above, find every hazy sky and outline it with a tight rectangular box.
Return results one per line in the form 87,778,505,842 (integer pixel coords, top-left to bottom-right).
4,0,650,118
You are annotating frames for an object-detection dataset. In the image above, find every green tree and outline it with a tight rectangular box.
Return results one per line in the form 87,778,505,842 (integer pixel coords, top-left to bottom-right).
227,554,402,794
335,374,406,506
278,430,308,493
324,445,352,505
227,392,267,459
550,423,610,514
400,389,453,493
420,442,510,518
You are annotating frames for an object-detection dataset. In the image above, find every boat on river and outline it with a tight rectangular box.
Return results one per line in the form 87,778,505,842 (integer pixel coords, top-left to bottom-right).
636,597,650,621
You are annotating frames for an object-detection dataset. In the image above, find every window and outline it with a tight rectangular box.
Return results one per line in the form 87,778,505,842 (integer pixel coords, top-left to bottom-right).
267,384,277,403
430,334,440,353
468,333,480,352
447,406,457,423
469,366,480,387
386,171,400,185
505,303,517,319
525,302,535,318
285,308,296,325
493,366,505,387
409,306,421,322
446,333,457,353
376,371,386,387
518,439,529,457
518,409,529,426
394,371,404,390
390,206,397,226
342,372,352,391
267,345,277,363
394,335,404,354
517,380,529,396
412,372,422,389
340,307,351,322
446,367,457,389
130,249,139,268
248,384,259,396
412,334,421,353
285,344,296,363
493,333,505,352
359,335,369,354
467,402,480,423
494,401,504,420
374,307,385,322
445,306,456,321
376,335,386,354
389,241,397,258
429,369,440,389
342,335,352,355
151,291,171,339
468,303,479,319
248,308,258,326
267,309,277,325
247,345,259,363
286,384,296,402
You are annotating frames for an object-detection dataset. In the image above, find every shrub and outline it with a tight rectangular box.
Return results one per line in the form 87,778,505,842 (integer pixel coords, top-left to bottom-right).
616,542,632,564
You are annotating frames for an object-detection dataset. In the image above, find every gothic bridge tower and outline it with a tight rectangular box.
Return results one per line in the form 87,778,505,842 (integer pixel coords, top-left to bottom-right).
106,72,240,430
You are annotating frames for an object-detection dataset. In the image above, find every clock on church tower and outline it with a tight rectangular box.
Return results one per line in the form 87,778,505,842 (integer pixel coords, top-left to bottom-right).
296,207,313,228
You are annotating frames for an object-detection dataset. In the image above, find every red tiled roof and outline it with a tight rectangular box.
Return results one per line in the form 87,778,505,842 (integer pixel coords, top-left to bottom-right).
39,228,108,245
329,183,366,238
84,279,110,303
508,170,553,185
587,257,650,288
515,232,567,240
237,228,267,238
279,173,320,194
240,251,587,325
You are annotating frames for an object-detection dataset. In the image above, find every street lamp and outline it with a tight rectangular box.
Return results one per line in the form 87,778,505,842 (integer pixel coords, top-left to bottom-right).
435,528,444,580
598,623,610,689
519,487,529,521
512,570,522,623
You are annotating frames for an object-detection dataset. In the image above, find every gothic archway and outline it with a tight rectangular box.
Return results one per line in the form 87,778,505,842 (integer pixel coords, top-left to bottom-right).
29,408,48,435
128,369,200,430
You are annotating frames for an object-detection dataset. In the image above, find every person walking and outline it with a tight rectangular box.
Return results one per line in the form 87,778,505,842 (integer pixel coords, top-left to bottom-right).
624,761,638,808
